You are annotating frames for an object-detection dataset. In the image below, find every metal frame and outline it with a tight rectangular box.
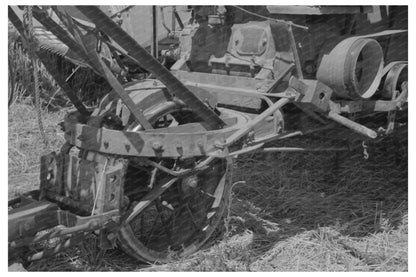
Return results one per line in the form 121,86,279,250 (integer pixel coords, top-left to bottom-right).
8,5,408,261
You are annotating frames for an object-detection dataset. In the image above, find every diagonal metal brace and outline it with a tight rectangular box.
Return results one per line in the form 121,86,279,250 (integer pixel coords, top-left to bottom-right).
75,6,226,130
70,22,153,129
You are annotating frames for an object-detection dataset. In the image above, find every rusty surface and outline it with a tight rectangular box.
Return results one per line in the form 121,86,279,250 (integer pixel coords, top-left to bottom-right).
63,108,251,158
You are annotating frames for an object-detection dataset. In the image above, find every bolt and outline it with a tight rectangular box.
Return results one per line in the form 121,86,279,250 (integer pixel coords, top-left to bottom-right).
197,140,204,148
152,141,163,151
125,144,131,152
107,233,116,241
214,139,225,149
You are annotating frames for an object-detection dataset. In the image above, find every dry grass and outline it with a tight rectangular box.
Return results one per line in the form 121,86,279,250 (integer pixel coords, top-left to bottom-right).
8,104,66,198
8,102,407,271
8,22,110,110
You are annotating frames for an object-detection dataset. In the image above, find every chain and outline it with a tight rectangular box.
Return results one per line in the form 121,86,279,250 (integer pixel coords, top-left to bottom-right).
24,6,49,148
362,141,369,160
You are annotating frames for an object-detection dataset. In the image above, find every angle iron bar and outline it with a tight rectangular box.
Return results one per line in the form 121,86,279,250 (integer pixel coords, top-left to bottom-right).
75,6,225,130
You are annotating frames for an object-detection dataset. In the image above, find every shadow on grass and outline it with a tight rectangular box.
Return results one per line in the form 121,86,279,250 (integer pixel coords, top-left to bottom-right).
227,126,408,261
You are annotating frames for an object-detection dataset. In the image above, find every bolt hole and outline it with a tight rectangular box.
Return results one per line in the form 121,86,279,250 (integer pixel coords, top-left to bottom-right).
110,193,116,202
319,92,326,100
110,176,117,183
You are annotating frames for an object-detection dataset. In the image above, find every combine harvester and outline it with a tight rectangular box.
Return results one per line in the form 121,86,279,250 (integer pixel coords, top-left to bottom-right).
8,5,407,264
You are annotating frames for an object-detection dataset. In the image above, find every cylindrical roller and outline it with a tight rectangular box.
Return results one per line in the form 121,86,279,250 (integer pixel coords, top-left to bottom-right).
317,37,384,100
382,62,408,99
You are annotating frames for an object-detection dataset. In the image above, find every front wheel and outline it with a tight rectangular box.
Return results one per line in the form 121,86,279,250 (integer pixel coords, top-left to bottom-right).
95,83,232,263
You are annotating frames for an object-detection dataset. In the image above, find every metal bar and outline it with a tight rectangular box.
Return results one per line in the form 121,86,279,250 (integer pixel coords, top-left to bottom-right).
229,145,349,157
126,178,178,223
328,111,377,139
75,6,226,130
253,124,336,145
231,5,308,30
174,8,184,30
152,6,158,58
79,35,153,129
263,147,349,153
288,25,304,79
224,98,291,146
109,5,134,19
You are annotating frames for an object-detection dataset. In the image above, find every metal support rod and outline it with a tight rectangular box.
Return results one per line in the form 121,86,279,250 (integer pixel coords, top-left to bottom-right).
174,8,184,30
328,111,377,139
171,6,176,32
229,145,349,157
76,6,225,130
224,98,291,146
126,178,178,223
152,6,158,59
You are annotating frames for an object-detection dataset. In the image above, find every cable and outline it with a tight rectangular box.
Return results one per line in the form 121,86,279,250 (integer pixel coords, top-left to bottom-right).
231,5,308,30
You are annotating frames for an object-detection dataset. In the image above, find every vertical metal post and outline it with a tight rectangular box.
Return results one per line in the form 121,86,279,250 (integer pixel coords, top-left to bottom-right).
152,6,158,59
172,6,176,32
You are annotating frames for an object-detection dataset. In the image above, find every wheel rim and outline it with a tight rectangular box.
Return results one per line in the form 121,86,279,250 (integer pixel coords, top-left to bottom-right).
109,97,230,263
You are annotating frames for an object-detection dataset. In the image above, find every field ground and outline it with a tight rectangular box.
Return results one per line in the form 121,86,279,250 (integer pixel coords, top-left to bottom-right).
8,103,408,271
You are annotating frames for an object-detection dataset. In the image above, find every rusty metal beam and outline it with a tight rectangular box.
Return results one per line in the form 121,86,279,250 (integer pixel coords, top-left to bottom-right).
75,6,226,130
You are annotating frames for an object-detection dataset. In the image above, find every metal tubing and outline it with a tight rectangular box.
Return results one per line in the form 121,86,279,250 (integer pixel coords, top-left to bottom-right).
75,6,226,130
229,146,349,157
328,111,377,139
